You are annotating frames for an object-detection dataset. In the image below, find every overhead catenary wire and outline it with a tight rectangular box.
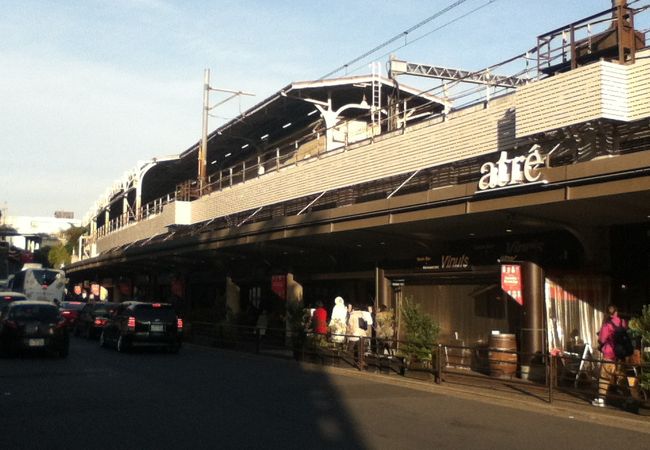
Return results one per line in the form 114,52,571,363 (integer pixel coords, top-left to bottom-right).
318,0,470,80
217,0,648,146
193,2,490,172
346,0,499,77
315,0,650,153
406,0,650,106
349,0,650,112
312,0,508,123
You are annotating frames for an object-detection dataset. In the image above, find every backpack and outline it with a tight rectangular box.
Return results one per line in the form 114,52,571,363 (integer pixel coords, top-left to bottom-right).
609,319,634,360
358,317,368,331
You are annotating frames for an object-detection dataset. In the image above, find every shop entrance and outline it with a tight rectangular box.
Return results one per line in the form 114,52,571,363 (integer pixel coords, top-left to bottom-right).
393,271,523,348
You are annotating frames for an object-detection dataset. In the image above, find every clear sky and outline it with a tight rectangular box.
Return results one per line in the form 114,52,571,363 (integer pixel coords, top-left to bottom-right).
0,0,639,221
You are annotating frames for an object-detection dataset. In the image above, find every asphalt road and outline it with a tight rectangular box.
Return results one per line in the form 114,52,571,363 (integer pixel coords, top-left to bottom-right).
0,338,646,450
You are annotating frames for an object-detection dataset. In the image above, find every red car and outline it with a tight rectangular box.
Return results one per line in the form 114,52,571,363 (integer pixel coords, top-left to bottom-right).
59,301,86,328
74,302,120,339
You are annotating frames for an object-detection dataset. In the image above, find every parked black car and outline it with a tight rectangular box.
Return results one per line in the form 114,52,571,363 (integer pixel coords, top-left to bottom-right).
0,301,69,357
99,301,182,353
74,302,120,339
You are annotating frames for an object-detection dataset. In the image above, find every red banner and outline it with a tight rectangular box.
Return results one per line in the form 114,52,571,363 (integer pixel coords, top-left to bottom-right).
501,264,523,305
271,275,287,300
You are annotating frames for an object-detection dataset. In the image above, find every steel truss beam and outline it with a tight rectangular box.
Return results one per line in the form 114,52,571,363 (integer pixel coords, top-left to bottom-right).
389,60,527,88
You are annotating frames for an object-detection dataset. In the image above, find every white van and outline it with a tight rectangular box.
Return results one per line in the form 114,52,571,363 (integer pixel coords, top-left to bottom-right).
9,267,66,303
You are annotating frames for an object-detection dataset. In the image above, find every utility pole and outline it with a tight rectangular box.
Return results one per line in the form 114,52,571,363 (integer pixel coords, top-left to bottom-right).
197,69,255,196
198,69,210,195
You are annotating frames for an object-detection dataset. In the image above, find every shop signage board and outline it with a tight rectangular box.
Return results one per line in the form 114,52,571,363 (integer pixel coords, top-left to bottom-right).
501,264,523,305
417,254,471,271
441,254,470,269
477,145,546,191
271,274,287,300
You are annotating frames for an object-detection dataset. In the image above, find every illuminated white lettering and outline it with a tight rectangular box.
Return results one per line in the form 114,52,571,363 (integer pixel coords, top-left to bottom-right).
477,147,546,191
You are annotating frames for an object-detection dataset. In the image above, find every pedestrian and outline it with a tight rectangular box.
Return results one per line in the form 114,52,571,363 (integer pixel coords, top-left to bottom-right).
592,304,638,407
329,296,347,343
346,305,369,368
375,304,395,355
312,301,328,335
368,304,377,353
256,309,268,338
346,304,358,344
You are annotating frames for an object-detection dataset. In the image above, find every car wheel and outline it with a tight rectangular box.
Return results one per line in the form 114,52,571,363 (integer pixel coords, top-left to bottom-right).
73,326,80,337
59,345,69,358
99,330,107,348
117,335,129,353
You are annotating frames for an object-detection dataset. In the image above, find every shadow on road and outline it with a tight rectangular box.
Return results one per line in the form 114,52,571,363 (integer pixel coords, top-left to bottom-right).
0,339,369,449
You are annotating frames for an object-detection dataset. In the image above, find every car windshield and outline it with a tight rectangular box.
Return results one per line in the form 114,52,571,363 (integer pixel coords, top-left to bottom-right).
32,270,61,286
10,305,59,322
133,304,176,321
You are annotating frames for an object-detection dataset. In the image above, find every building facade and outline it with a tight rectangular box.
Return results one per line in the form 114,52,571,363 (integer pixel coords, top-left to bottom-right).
67,4,650,375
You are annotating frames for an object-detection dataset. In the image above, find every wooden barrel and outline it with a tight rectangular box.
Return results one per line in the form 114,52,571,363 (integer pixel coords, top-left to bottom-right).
488,334,517,379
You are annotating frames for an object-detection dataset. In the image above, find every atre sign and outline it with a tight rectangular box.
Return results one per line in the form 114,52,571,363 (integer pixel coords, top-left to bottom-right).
478,146,546,191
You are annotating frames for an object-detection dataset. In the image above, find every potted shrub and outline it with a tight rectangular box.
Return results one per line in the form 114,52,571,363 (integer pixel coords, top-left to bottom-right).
400,297,440,374
629,305,650,396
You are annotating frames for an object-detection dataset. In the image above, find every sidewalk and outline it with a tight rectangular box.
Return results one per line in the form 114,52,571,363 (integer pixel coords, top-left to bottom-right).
186,340,649,431
301,360,650,433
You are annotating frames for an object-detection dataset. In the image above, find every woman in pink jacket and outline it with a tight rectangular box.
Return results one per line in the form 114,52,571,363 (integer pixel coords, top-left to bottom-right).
592,304,637,408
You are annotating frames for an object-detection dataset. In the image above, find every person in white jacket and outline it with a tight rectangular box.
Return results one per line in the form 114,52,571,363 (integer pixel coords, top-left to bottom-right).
346,305,373,368
329,296,347,343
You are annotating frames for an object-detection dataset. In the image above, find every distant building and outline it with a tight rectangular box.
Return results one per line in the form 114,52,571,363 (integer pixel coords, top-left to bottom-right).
5,215,82,251
54,211,75,219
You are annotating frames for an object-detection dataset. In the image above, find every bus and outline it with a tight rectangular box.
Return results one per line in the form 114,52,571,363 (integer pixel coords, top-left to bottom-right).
9,267,66,303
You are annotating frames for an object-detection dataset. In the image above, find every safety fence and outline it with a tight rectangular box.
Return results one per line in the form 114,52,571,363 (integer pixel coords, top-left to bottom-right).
187,321,649,412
